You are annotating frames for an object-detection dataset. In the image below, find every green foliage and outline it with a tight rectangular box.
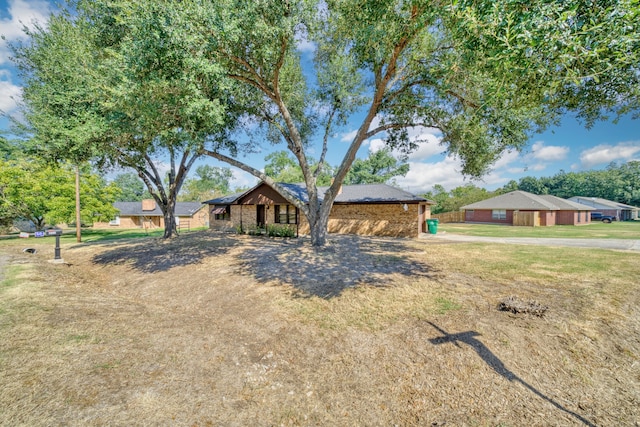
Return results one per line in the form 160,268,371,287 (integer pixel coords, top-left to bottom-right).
10,3,237,238
423,184,494,214
344,149,409,185
0,159,118,229
0,137,15,160
246,225,265,236
179,165,233,202
264,151,305,183
508,161,640,206
112,173,150,202
266,224,297,238
264,151,334,185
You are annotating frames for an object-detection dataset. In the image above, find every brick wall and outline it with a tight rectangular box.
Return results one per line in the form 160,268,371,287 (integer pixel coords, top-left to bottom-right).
556,210,593,225
297,203,425,238
465,209,512,224
210,202,428,238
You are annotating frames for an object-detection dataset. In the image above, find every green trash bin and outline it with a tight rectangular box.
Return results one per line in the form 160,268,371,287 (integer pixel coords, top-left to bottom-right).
426,218,439,234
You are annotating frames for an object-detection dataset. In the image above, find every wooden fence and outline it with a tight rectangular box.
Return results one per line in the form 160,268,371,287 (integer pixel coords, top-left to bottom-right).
512,211,539,227
432,211,466,223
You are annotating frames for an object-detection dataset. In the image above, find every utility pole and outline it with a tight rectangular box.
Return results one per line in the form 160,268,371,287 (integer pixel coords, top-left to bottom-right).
75,164,81,243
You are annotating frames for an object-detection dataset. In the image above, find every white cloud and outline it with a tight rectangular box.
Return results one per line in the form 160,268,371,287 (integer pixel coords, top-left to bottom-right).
580,141,640,168
394,155,466,193
295,37,316,53
528,163,547,171
230,169,258,191
530,140,570,161
492,150,520,170
0,78,21,112
363,125,443,162
507,167,525,174
340,129,358,143
395,146,529,193
0,0,52,65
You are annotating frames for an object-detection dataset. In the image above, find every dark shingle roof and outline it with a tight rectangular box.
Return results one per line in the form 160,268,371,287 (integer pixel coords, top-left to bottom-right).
330,183,427,204
285,182,430,203
114,201,204,217
206,182,429,205
202,192,246,205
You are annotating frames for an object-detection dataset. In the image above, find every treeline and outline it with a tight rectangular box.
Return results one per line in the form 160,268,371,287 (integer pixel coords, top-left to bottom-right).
423,161,640,214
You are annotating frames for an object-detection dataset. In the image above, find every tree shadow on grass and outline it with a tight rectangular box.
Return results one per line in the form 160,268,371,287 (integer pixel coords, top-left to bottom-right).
235,234,436,298
427,322,596,426
91,232,239,273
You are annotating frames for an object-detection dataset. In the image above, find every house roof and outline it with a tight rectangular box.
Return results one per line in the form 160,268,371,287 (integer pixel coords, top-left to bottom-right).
538,195,595,211
202,192,246,205
568,196,640,210
114,201,204,217
461,191,593,211
204,182,430,205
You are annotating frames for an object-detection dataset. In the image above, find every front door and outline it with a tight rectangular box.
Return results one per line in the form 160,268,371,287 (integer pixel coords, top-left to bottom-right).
257,205,265,227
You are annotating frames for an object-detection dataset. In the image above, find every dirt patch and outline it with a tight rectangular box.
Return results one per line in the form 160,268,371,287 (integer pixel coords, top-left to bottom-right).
1,231,638,426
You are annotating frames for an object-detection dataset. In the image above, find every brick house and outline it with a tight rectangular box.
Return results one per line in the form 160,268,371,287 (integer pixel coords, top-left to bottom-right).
462,191,593,226
568,196,640,221
93,200,208,230
204,182,433,238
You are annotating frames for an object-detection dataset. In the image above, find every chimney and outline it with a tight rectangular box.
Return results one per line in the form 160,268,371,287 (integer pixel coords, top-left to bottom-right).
142,199,156,211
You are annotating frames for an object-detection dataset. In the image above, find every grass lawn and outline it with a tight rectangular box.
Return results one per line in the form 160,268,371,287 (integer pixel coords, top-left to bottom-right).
0,231,638,425
438,220,640,239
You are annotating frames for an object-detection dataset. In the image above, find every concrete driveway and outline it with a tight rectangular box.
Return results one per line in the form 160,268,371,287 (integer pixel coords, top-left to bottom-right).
423,232,640,251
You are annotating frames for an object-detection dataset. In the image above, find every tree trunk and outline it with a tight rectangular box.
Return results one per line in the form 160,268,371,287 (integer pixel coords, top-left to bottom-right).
308,203,331,247
162,198,178,239
75,165,82,243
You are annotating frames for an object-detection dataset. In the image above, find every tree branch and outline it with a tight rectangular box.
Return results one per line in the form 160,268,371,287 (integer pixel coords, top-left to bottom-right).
315,103,337,179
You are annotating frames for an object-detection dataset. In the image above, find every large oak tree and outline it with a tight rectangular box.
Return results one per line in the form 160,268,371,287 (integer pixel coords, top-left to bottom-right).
132,0,638,246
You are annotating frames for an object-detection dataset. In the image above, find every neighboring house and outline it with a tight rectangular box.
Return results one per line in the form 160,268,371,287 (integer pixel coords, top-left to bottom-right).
568,196,639,221
461,191,593,226
204,182,433,238
94,200,208,230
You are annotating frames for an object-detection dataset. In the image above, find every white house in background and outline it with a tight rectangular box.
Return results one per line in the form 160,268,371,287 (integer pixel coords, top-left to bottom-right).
568,197,639,221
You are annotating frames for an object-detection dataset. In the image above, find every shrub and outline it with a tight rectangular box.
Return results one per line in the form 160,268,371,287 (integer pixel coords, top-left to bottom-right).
266,224,296,238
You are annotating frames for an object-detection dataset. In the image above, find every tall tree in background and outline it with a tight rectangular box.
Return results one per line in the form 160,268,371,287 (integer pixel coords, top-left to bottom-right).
112,172,149,202
344,149,409,185
10,13,109,242
511,162,640,207
423,184,493,215
0,159,118,230
264,151,334,185
617,161,640,206
178,165,233,202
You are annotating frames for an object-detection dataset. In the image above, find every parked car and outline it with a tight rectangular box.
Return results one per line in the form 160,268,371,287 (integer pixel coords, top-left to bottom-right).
590,212,616,223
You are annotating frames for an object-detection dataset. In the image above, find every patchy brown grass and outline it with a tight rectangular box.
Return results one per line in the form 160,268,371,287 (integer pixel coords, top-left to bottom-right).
1,231,639,426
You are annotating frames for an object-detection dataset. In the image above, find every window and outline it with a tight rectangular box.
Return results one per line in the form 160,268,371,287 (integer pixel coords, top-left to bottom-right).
212,206,230,221
109,216,120,226
275,205,298,224
492,209,507,220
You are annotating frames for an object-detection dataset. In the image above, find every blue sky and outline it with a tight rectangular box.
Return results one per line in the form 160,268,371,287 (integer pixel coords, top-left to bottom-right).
2,0,638,194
